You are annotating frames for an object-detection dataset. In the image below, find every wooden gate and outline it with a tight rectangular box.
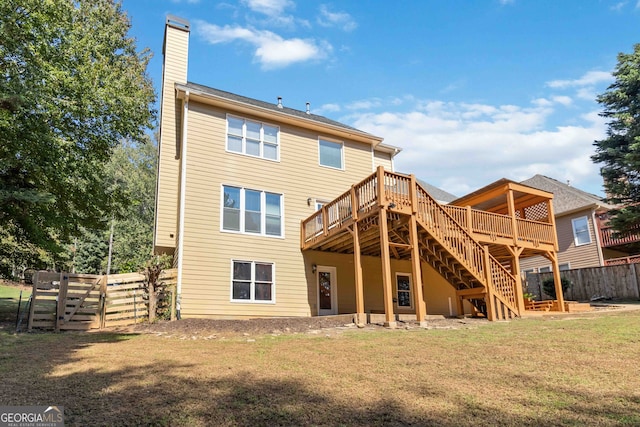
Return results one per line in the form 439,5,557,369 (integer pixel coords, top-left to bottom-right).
28,269,177,331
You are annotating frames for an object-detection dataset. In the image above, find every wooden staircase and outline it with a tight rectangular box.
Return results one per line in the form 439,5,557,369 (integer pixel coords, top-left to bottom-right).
412,182,519,319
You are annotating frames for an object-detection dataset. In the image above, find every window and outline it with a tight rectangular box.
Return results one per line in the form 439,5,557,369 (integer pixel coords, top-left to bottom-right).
559,263,570,271
571,216,591,246
227,115,279,160
231,260,274,302
396,273,412,308
222,186,283,237
319,139,343,169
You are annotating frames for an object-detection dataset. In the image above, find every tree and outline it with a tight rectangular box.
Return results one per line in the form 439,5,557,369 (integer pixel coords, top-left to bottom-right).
0,0,155,266
593,44,640,234
71,136,158,274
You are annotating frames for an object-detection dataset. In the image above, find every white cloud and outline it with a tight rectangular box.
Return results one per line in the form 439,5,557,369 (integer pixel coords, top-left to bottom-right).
196,21,332,69
346,100,607,196
242,0,293,17
551,95,573,106
610,1,627,11
546,70,612,88
314,103,341,115
346,99,382,110
317,5,357,31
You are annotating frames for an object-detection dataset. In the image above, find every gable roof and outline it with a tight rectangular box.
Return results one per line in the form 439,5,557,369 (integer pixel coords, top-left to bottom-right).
177,81,385,146
416,179,457,203
520,174,614,215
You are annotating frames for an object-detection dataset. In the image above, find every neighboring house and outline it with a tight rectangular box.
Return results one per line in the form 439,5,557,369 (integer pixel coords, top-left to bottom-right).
154,16,566,323
518,174,640,272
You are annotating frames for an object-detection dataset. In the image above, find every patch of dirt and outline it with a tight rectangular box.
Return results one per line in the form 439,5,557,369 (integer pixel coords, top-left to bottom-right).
124,315,489,339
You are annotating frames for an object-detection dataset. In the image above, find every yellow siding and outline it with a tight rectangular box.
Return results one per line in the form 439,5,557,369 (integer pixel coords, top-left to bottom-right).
154,25,189,251
179,101,379,317
373,150,393,171
302,251,459,317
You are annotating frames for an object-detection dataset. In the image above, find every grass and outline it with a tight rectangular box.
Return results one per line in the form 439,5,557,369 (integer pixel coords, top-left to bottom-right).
0,283,31,326
0,302,639,426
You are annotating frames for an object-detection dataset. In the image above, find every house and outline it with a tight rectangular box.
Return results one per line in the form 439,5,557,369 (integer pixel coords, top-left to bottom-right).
154,16,567,324
518,175,640,272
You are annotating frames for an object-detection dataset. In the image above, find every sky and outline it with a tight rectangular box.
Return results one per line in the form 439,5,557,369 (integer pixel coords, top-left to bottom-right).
121,0,640,198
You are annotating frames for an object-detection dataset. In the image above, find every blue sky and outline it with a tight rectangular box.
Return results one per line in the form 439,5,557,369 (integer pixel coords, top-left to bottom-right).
122,0,640,197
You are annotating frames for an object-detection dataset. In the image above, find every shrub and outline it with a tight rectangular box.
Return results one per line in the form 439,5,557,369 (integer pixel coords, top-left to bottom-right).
542,276,571,299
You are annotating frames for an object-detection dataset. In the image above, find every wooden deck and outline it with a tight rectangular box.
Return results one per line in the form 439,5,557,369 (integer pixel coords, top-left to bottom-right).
300,168,537,321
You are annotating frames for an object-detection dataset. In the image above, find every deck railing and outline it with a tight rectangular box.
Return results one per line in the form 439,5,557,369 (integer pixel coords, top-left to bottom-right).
599,225,640,248
443,205,554,246
604,254,640,266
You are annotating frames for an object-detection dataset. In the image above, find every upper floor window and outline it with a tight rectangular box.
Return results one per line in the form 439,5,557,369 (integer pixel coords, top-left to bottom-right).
319,139,343,169
227,115,279,161
222,186,283,237
571,216,591,246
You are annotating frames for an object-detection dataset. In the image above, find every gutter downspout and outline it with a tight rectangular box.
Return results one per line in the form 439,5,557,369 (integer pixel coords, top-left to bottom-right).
176,91,189,319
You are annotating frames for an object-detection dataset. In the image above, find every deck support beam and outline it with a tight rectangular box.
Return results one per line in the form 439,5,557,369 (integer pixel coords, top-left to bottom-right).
409,215,427,325
352,224,366,326
483,246,496,321
507,246,525,315
379,207,396,328
543,252,566,312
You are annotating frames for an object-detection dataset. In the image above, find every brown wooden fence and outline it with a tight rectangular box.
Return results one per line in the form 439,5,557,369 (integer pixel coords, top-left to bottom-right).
28,269,177,331
527,264,640,301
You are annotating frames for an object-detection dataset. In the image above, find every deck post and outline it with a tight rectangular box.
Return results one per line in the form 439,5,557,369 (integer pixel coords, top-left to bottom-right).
409,215,427,325
549,253,566,312
379,207,396,328
507,189,519,246
376,166,386,205
483,246,496,321
507,246,525,316
352,224,366,326
466,205,473,234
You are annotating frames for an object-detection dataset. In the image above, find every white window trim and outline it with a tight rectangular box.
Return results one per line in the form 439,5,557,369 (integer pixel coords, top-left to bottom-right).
538,266,552,273
571,216,592,246
220,185,285,239
229,259,276,304
318,137,345,170
226,114,280,162
395,272,413,309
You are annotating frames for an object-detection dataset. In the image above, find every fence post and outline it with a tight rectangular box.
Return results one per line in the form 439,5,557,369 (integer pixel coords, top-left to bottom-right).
170,288,176,321
55,272,69,332
99,275,108,329
28,272,39,331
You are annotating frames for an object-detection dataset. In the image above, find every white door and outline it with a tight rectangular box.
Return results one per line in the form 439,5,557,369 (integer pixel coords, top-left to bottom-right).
317,266,337,315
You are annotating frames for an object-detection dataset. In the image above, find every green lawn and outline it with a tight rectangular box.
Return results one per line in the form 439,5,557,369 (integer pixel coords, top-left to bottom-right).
0,284,31,326
0,302,639,426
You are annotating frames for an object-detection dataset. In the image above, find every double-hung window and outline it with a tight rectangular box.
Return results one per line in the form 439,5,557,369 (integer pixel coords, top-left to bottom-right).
227,115,279,160
319,138,343,169
222,186,283,237
571,216,591,246
231,260,274,302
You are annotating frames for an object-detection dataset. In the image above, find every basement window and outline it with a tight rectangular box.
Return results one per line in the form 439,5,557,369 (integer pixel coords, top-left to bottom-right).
231,260,275,303
396,273,412,308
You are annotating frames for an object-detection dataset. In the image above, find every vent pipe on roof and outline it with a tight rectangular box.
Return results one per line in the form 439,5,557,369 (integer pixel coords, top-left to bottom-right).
306,102,310,114
277,97,283,108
